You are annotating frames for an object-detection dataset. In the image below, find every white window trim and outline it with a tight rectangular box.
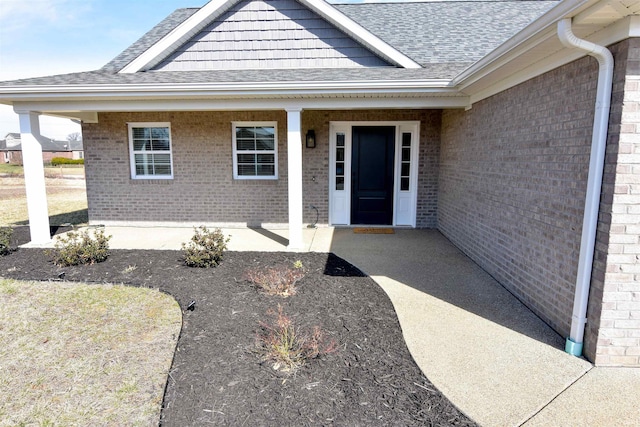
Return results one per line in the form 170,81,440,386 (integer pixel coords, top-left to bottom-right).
232,121,278,180
127,122,174,180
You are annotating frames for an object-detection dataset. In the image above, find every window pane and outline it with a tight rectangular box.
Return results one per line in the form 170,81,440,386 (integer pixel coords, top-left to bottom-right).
401,177,410,191
336,147,344,162
237,139,255,151
237,164,256,176
254,126,275,138
256,153,274,164
256,137,274,150
151,127,169,139
153,153,171,166
154,164,171,175
236,128,255,139
402,147,410,162
336,177,344,191
132,128,150,139
402,132,411,147
133,139,151,151
134,154,152,175
237,153,256,163
401,163,410,177
151,138,170,151
257,164,275,176
336,162,344,176
336,133,345,147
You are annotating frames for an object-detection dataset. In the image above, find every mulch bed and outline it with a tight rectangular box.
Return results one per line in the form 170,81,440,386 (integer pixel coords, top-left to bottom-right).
2,227,477,426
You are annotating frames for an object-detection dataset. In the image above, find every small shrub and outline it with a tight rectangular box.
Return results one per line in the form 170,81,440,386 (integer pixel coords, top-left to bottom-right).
0,227,13,256
181,226,229,268
50,157,84,166
293,260,303,269
49,229,111,266
244,265,304,297
122,264,137,274
255,305,337,372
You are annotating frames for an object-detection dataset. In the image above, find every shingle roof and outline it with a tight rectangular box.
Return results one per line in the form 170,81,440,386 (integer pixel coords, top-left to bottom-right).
335,1,558,67
0,64,467,87
102,8,199,72
0,137,71,152
0,0,558,87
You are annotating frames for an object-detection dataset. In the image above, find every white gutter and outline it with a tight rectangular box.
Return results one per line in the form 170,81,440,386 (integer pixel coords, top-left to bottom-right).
557,18,614,358
0,79,454,95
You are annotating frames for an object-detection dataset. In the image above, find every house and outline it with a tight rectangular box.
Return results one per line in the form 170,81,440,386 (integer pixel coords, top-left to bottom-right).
0,132,84,164
0,0,638,367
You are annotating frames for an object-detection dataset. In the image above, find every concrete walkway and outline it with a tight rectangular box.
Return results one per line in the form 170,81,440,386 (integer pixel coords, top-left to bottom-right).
38,225,640,426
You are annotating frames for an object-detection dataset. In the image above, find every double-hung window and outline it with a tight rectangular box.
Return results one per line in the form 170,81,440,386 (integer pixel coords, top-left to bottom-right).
232,122,277,180
128,122,173,179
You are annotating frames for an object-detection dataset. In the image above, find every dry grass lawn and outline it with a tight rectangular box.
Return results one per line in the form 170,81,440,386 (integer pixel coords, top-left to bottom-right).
0,279,182,426
0,172,88,226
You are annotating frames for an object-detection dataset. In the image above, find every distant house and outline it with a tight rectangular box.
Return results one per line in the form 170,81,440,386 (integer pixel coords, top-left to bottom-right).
0,0,638,368
0,132,83,164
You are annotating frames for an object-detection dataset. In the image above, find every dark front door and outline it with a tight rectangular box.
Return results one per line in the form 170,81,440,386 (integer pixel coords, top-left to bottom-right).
351,126,395,225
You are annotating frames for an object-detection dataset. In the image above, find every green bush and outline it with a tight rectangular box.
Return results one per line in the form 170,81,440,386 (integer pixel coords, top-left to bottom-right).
49,229,111,266
51,157,84,166
0,227,13,256
181,226,229,268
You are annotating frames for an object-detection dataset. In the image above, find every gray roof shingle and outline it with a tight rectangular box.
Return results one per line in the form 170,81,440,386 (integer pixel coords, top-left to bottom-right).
102,8,199,72
334,1,558,67
0,65,468,86
0,1,558,87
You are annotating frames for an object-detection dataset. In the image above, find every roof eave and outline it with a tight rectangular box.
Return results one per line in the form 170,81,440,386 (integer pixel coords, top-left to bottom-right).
452,0,639,104
0,79,456,100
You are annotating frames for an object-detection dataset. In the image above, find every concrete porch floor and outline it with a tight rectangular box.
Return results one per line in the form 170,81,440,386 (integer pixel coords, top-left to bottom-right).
36,225,640,426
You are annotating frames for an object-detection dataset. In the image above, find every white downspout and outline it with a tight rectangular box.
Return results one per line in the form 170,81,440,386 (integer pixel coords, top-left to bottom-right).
557,19,613,357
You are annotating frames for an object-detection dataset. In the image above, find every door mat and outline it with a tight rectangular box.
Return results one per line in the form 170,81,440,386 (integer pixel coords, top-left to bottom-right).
353,228,395,234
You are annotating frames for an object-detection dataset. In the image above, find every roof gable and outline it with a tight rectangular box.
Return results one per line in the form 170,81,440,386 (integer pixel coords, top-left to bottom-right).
152,0,392,70
118,0,420,73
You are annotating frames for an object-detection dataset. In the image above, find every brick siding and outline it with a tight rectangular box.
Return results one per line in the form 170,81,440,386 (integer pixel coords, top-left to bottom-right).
83,109,440,228
588,39,640,366
439,55,596,340
438,39,640,366
303,109,441,228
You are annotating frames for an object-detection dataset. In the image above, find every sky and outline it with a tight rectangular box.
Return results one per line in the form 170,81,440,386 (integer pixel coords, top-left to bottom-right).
0,0,412,140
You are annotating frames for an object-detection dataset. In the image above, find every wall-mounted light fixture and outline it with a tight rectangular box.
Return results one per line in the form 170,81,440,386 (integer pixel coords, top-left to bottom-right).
305,129,316,148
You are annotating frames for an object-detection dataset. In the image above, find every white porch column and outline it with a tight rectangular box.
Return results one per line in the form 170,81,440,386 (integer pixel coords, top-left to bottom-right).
18,111,51,244
286,109,304,250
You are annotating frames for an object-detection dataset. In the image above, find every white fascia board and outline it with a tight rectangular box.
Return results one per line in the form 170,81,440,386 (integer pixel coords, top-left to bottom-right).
119,0,239,74
0,79,454,98
453,0,600,89
292,0,421,69
13,96,469,114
